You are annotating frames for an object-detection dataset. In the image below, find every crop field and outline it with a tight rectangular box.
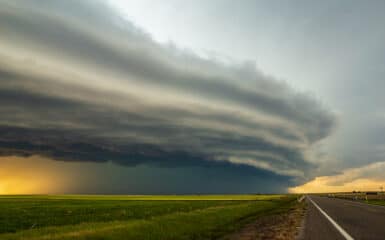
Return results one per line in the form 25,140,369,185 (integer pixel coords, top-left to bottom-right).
0,195,295,240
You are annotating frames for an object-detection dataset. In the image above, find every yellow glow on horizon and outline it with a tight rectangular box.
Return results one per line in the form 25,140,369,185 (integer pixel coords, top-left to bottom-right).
290,176,385,193
0,156,71,194
290,161,385,193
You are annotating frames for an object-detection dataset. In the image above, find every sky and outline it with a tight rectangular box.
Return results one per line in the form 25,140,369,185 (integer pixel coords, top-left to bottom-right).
0,0,385,194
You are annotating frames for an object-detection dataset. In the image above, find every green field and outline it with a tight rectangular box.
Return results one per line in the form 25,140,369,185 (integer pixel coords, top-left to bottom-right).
366,200,385,206
0,195,296,240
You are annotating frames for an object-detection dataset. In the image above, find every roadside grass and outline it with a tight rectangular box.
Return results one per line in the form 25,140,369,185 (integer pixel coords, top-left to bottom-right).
365,200,385,206
324,193,385,207
0,196,296,240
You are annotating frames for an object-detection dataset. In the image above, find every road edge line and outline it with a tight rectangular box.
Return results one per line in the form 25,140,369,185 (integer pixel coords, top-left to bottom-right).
308,197,354,240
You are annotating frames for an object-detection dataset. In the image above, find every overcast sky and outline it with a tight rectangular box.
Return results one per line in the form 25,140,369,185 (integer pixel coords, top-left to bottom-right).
1,0,385,194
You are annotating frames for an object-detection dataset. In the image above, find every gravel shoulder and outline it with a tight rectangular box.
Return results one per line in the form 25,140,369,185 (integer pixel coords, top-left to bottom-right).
222,198,306,240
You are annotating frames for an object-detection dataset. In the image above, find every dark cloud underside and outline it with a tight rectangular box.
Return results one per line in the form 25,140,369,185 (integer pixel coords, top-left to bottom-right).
0,0,335,188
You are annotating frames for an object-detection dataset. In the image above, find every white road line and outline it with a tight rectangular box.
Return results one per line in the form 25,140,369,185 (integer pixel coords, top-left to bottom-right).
308,197,354,240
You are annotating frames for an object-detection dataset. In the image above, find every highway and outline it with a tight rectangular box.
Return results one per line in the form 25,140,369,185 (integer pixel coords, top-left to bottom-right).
300,196,385,240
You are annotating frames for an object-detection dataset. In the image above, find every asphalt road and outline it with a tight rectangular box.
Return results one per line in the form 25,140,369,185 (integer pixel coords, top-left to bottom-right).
301,196,385,240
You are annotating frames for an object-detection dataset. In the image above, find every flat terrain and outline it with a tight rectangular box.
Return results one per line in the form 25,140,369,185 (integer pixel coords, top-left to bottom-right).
0,194,294,240
302,196,385,240
367,200,385,206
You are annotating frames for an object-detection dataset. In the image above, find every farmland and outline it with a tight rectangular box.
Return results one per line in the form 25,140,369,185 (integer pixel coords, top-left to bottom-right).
0,194,297,240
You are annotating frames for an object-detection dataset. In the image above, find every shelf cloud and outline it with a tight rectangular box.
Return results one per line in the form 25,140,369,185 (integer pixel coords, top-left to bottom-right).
0,0,336,186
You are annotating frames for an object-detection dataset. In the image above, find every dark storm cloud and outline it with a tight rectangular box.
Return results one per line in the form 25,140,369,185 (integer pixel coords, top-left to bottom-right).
0,0,335,184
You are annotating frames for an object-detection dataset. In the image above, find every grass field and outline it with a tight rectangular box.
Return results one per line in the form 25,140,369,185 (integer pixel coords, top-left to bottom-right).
366,200,385,206
0,194,295,240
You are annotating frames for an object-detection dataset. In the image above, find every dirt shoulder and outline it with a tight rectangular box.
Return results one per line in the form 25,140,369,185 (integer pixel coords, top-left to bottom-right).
222,198,306,240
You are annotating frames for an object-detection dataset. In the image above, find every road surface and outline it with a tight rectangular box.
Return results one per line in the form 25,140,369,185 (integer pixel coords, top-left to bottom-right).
301,196,385,240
